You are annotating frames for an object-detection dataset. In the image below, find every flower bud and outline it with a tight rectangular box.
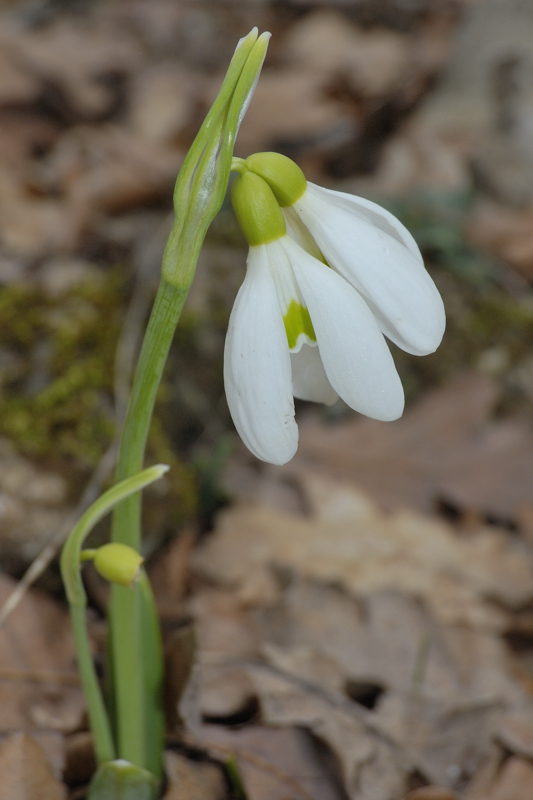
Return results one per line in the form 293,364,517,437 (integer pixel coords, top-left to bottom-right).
93,543,144,587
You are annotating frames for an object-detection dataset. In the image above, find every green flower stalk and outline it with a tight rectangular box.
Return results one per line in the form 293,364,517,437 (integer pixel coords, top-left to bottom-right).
60,465,169,770
103,26,271,790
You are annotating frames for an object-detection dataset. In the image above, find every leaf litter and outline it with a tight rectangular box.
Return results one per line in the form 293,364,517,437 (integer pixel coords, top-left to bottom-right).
188,373,533,799
1,1,533,798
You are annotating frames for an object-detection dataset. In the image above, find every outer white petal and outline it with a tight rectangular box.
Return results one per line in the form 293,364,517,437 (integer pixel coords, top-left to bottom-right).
291,345,338,405
281,237,404,421
224,245,297,465
308,183,423,264
294,183,445,356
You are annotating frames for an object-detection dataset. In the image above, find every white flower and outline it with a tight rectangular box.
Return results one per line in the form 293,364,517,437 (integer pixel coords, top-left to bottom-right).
225,161,445,466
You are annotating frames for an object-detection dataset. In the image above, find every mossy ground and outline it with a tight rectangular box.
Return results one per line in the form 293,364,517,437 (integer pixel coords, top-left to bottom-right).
0,266,197,538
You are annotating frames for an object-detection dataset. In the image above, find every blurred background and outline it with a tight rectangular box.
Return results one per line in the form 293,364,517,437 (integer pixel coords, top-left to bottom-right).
3,1,533,798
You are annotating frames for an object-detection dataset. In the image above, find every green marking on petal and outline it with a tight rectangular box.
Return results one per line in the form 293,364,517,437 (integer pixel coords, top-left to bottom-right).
283,300,316,351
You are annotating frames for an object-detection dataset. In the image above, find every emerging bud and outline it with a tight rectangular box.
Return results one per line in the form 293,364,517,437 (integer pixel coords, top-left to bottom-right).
93,543,144,587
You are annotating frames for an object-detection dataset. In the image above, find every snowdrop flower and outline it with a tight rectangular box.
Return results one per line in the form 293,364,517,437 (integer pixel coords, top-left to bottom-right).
226,156,445,466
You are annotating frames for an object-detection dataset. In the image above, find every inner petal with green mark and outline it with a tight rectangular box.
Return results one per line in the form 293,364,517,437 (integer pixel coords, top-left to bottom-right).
283,299,316,352
264,238,317,354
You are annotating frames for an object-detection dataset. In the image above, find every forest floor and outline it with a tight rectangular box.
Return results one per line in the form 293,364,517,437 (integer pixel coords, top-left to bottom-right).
2,1,533,798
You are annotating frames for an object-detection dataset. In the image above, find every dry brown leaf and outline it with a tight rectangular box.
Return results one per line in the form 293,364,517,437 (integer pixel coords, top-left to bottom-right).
404,789,460,800
163,750,226,800
129,65,199,145
0,166,75,256
496,715,533,759
193,473,533,632
201,723,345,800
0,124,183,256
0,733,66,800
282,373,533,521
376,692,503,787
477,756,533,800
188,589,261,720
0,574,83,734
0,438,71,569
238,668,408,800
0,26,40,106
189,577,524,798
282,10,413,98
8,17,142,118
45,124,183,217
233,69,353,156
349,123,471,196
258,581,521,705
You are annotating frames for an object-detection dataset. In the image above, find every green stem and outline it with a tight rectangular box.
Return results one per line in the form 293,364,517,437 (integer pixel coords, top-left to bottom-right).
60,465,168,768
107,28,271,775
109,278,189,769
139,573,165,778
70,604,116,764
112,279,187,544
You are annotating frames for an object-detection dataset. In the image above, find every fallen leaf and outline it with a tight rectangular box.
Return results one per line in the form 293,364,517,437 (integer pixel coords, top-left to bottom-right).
478,756,533,800
129,64,198,145
188,589,261,721
9,17,142,118
0,437,71,570
0,733,66,800
232,69,353,156
281,373,533,521
239,668,409,800
201,723,345,800
163,750,226,800
496,714,533,759
404,788,460,800
193,475,533,633
0,574,83,734
282,10,413,98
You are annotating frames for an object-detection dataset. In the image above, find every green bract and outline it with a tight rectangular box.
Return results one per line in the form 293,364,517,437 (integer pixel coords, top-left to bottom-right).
231,171,286,246
245,151,307,207
162,29,271,287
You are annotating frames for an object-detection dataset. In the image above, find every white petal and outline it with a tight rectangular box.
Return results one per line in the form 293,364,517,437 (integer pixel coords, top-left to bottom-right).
224,245,297,465
282,237,405,421
265,239,316,353
282,206,325,262
308,183,423,264
291,344,338,405
294,184,445,356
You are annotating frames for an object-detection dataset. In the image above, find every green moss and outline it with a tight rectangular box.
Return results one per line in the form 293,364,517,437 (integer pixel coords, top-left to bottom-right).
0,274,122,466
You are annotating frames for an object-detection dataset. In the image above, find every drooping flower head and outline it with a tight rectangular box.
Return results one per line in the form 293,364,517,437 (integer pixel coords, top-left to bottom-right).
225,153,445,465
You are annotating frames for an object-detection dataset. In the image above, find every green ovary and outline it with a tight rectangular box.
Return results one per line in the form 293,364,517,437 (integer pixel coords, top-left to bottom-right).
283,300,316,350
